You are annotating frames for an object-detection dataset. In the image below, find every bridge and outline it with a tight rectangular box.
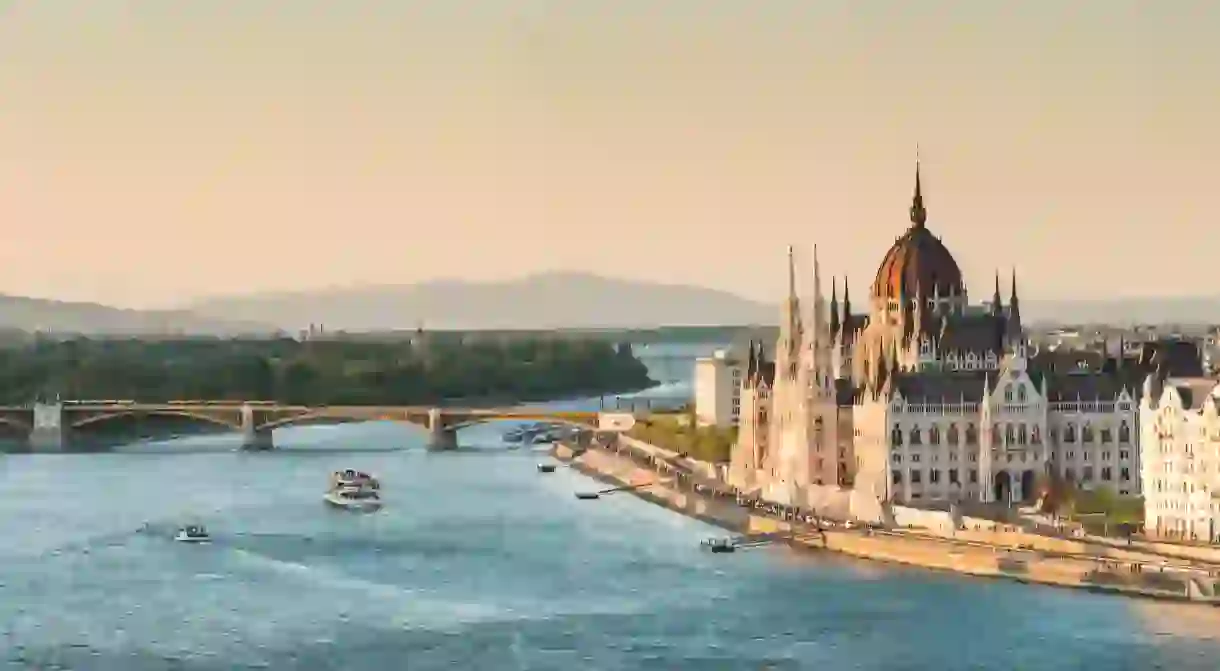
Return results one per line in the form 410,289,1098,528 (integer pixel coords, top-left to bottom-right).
0,402,622,451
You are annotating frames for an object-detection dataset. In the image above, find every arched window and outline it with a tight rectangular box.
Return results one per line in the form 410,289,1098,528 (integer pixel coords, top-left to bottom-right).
1018,424,1028,445
1017,385,1027,402
1082,423,1094,444
1031,425,1042,445
1100,425,1113,444
1063,424,1076,443
1005,423,1015,445
891,423,903,446
1004,384,1013,402
965,423,978,445
992,424,1001,444
1119,421,1131,444
929,424,941,445
947,423,960,445
910,425,923,445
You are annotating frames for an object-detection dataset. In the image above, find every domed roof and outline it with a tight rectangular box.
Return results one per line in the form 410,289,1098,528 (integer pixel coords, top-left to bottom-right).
871,164,964,299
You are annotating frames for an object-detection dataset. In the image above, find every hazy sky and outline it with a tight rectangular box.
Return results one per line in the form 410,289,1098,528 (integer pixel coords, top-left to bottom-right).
0,1,1216,308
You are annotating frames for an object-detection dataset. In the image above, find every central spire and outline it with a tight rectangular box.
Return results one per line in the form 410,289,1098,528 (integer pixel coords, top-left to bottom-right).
909,149,927,229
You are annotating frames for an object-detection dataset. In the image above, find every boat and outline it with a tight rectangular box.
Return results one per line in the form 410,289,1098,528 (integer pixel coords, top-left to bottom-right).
324,485,383,512
174,524,212,543
329,469,380,491
537,463,557,473
701,538,737,553
574,492,601,500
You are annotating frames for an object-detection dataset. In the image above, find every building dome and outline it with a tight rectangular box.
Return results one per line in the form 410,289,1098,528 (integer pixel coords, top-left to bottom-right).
870,163,964,300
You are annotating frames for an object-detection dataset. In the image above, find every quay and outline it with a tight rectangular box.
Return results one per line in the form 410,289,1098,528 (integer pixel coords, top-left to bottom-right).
554,437,1220,605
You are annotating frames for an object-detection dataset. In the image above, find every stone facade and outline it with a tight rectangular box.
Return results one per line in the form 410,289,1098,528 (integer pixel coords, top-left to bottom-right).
730,161,1147,511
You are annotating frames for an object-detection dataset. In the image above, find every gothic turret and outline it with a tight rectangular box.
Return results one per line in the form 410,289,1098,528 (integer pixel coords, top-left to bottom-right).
777,246,803,381
829,278,840,336
1006,268,1023,344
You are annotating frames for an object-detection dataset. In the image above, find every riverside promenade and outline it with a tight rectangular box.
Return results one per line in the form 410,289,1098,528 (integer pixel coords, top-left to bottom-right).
554,437,1220,605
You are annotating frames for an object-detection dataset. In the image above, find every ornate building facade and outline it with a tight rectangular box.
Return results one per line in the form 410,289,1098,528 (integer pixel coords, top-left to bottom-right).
1140,373,1220,541
729,162,1144,510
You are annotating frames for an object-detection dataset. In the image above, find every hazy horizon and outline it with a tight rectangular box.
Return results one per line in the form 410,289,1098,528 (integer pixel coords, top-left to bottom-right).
1,1,1216,309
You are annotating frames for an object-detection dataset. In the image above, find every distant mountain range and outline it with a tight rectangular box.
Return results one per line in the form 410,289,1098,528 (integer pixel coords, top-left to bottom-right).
3,274,1220,335
0,294,268,336
187,272,777,332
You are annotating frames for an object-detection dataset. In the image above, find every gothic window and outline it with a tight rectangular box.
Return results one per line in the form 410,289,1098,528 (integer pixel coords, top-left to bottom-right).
947,423,960,445
1063,424,1076,443
1120,467,1131,481
1119,421,1131,444
1082,424,1094,444
965,423,978,445
1031,425,1042,445
1004,384,1013,402
892,470,902,485
1018,424,1028,445
910,469,922,484
1100,426,1113,443
929,425,941,446
1017,385,1027,402
891,424,904,446
1005,423,1015,445
992,424,1001,444
1102,467,1112,481
910,426,923,445
949,468,959,484
930,469,941,484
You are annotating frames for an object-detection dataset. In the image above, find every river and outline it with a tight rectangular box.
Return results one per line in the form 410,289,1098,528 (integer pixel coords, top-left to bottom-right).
2,344,1219,669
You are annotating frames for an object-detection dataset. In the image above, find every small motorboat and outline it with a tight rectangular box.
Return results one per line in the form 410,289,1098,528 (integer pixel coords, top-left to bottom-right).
324,486,383,512
574,492,601,500
175,524,212,544
330,469,379,490
537,463,557,473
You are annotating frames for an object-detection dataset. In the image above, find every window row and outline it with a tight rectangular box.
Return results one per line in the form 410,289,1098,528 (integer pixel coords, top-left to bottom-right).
891,421,1133,447
892,468,977,485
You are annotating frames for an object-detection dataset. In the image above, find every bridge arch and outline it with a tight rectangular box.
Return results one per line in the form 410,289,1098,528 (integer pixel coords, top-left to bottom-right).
70,409,243,432
254,411,431,433
0,416,31,434
444,414,599,432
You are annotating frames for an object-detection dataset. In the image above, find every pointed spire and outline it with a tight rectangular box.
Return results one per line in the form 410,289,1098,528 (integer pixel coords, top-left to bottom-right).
1007,268,1023,344
787,245,797,300
841,276,852,341
991,270,1003,317
909,149,927,229
829,277,840,335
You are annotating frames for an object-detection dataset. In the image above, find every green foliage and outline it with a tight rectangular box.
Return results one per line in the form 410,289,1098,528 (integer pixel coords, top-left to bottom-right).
629,417,736,463
0,336,654,405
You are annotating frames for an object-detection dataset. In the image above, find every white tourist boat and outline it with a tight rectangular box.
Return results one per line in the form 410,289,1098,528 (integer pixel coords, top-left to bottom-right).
324,485,383,512
174,524,212,543
329,469,380,491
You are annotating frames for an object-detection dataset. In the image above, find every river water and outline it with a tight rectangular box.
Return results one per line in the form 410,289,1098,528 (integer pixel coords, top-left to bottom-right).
2,345,1220,670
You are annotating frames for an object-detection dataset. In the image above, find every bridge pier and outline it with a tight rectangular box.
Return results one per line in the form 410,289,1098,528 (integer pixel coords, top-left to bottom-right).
426,408,458,451
29,402,67,452
240,404,275,450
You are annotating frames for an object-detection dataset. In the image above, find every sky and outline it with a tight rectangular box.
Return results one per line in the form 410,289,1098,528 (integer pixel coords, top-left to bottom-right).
0,1,1216,308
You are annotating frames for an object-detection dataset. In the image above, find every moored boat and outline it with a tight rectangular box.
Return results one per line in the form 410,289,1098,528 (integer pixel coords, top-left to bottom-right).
537,463,557,473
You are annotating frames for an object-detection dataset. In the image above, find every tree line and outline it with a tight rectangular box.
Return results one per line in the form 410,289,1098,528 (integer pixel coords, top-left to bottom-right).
0,336,654,406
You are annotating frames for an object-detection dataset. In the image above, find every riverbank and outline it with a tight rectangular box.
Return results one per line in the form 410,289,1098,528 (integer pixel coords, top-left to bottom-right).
554,441,1220,605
